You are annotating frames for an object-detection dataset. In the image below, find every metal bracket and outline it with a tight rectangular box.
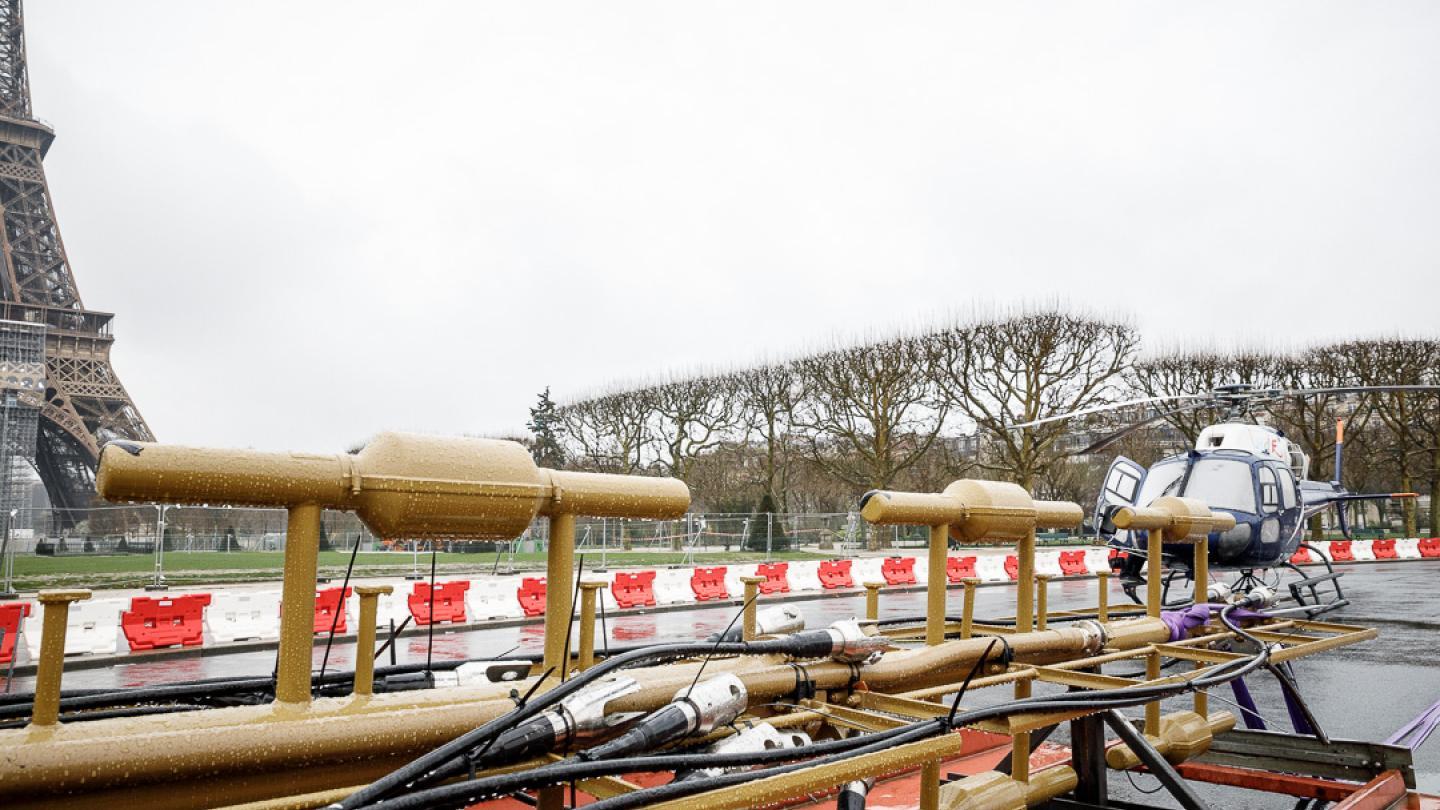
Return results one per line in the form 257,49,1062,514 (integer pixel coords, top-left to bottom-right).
1196,729,1415,789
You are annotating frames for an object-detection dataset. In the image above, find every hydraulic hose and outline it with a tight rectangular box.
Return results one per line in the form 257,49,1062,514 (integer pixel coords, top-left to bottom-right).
363,632,1277,810
333,637,802,810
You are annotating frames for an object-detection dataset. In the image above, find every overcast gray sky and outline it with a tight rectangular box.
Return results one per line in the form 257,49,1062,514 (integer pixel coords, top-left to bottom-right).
25,2,1440,452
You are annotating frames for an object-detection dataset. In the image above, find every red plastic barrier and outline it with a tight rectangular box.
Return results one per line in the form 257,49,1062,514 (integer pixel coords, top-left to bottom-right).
517,577,547,616
314,586,352,634
121,593,212,651
691,567,729,601
1372,539,1397,559
817,560,853,590
612,571,658,608
0,602,30,664
754,562,790,594
409,581,470,625
1058,550,1088,576
1420,538,1440,559
881,557,917,586
1328,541,1354,562
946,556,977,583
1003,555,1020,581
1290,546,1313,564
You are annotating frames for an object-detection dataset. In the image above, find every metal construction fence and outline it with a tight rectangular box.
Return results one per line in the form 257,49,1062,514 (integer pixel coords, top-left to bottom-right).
0,501,1425,593
0,504,1028,592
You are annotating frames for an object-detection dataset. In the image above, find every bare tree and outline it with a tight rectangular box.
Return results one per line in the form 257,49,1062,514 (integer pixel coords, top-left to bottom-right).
792,338,947,493
558,390,651,473
732,363,801,511
1340,339,1440,536
645,375,740,481
931,312,1138,490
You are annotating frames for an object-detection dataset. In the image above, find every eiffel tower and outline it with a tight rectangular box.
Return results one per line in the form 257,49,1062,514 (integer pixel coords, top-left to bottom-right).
0,0,152,519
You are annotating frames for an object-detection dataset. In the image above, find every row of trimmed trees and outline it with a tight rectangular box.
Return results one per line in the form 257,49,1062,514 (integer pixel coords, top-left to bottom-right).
530,311,1440,534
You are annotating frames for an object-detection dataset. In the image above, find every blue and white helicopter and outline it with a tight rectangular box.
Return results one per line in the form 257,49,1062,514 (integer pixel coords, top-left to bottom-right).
1014,383,1439,610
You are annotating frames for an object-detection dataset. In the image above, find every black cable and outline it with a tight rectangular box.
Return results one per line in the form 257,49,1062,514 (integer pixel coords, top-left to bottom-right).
366,627,1278,809
317,533,364,692
558,555,585,682
331,637,801,809
684,592,757,700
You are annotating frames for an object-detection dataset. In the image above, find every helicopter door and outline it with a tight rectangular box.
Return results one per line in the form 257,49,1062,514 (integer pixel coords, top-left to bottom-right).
1095,456,1145,540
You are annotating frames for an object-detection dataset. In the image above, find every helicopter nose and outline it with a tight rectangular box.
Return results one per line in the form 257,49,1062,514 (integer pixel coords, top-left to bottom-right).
1213,522,1252,563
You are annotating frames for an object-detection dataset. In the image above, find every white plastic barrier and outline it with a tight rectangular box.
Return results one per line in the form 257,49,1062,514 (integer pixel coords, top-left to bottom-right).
786,560,824,592
909,556,929,585
1083,547,1112,575
850,558,886,588
1309,541,1333,562
723,564,759,599
974,555,1010,583
465,577,525,620
651,569,694,605
1035,550,1064,579
1350,540,1376,561
1395,538,1422,559
203,590,280,644
24,597,124,658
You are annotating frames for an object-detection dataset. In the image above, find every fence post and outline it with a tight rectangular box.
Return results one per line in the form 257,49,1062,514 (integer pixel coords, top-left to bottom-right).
766,512,773,560
0,507,15,599
147,505,168,591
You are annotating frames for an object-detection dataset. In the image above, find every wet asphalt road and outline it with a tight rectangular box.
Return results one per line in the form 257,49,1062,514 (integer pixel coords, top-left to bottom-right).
11,560,1440,806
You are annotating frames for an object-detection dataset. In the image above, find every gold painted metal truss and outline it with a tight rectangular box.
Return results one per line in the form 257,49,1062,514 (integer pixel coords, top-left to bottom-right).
560,614,1377,810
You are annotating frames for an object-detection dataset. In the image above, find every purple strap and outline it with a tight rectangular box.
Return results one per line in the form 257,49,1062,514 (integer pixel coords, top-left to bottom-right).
1278,662,1316,736
1385,697,1440,749
1160,603,1268,642
1231,677,1266,730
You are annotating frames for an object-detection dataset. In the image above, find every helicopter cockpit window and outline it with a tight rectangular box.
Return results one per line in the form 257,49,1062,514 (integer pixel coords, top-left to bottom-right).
1105,466,1140,503
1279,468,1297,509
1182,458,1257,513
1136,460,1185,505
1258,466,1279,512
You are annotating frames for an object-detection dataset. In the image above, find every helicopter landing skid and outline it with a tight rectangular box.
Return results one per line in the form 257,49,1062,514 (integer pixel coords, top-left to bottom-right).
1283,543,1348,614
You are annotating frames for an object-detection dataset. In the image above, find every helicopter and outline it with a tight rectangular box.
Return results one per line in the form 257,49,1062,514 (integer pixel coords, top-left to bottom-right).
1011,383,1440,610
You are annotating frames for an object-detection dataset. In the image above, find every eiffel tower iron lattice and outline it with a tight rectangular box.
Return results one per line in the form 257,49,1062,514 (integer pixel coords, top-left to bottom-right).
0,0,153,519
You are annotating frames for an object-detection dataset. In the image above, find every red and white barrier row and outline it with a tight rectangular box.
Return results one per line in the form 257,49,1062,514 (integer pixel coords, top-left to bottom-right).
3,540,1434,664
1290,537,1439,565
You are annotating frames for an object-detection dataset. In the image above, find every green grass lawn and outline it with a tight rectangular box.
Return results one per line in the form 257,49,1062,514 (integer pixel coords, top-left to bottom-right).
8,548,834,591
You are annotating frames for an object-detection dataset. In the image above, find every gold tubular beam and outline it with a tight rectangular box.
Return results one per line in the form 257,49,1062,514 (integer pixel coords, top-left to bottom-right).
542,512,575,675
1096,569,1109,622
1012,679,1032,781
961,578,978,639
1018,529,1036,633
30,589,90,727
578,580,605,670
864,581,883,621
1035,575,1050,632
859,479,1083,642
920,759,941,810
277,504,321,705
352,585,391,696
741,577,765,640
928,523,949,646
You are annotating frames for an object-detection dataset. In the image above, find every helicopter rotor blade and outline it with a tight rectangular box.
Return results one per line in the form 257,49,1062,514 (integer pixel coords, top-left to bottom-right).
1005,394,1212,431
1270,385,1440,398
1074,401,1222,456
